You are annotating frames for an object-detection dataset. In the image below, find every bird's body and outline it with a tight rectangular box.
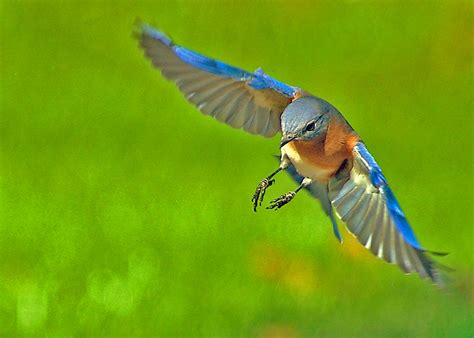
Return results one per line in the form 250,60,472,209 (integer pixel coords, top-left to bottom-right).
137,23,447,285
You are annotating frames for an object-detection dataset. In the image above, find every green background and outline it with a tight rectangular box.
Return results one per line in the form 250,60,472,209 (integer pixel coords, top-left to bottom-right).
1,0,473,336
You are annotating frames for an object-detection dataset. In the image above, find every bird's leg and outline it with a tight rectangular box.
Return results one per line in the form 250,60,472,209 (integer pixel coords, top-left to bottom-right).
252,159,290,212
267,177,313,210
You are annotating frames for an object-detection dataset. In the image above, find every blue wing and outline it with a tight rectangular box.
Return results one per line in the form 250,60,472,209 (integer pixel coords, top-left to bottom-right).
328,142,445,284
138,24,301,137
284,162,342,243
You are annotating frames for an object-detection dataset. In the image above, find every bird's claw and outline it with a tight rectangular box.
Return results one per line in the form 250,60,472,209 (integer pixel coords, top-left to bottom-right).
267,192,296,210
252,178,275,212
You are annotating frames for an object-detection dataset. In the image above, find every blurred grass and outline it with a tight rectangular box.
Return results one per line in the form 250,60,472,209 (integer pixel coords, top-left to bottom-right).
1,0,473,336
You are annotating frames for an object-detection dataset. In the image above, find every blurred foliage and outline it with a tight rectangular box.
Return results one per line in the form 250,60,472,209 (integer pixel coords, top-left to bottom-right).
1,0,473,336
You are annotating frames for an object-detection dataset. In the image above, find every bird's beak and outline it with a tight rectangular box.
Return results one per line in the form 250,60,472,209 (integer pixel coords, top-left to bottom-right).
280,134,296,148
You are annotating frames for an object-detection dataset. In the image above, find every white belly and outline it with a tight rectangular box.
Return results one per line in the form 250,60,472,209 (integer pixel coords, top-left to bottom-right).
281,144,333,182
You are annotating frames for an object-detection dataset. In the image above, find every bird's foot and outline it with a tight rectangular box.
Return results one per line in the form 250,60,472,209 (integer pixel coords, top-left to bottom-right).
267,191,296,210
252,178,275,212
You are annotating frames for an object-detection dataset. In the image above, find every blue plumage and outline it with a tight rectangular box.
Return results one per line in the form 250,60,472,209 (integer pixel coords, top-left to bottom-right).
141,24,297,97
355,143,422,250
249,68,297,97
175,47,253,80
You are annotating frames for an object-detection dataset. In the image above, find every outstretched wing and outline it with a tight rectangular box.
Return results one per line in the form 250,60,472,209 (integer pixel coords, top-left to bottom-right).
328,142,445,284
138,24,301,137
284,162,343,243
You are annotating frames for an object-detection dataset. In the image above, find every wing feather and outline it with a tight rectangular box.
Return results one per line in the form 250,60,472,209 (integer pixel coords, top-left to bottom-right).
138,24,301,137
335,187,365,220
224,90,250,127
347,193,373,235
328,142,445,285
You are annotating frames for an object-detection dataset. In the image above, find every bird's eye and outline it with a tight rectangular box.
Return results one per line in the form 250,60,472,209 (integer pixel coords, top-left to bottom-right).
305,122,316,132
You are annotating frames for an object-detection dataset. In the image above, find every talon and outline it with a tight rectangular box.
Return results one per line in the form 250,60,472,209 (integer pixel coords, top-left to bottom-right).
259,179,274,206
267,191,296,210
252,178,274,212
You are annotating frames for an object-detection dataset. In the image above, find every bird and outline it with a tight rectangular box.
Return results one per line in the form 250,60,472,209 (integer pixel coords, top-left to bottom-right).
136,23,447,285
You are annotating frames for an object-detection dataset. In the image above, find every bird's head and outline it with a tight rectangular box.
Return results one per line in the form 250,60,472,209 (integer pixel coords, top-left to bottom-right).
280,96,332,148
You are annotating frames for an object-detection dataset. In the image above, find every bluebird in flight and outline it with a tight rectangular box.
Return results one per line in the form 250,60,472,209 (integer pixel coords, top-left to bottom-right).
137,23,447,285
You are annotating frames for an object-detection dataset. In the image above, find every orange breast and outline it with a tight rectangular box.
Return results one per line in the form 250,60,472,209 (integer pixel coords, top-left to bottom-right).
287,117,359,182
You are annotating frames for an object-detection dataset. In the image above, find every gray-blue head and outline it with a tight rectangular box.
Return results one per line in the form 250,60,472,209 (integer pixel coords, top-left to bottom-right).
280,96,334,148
